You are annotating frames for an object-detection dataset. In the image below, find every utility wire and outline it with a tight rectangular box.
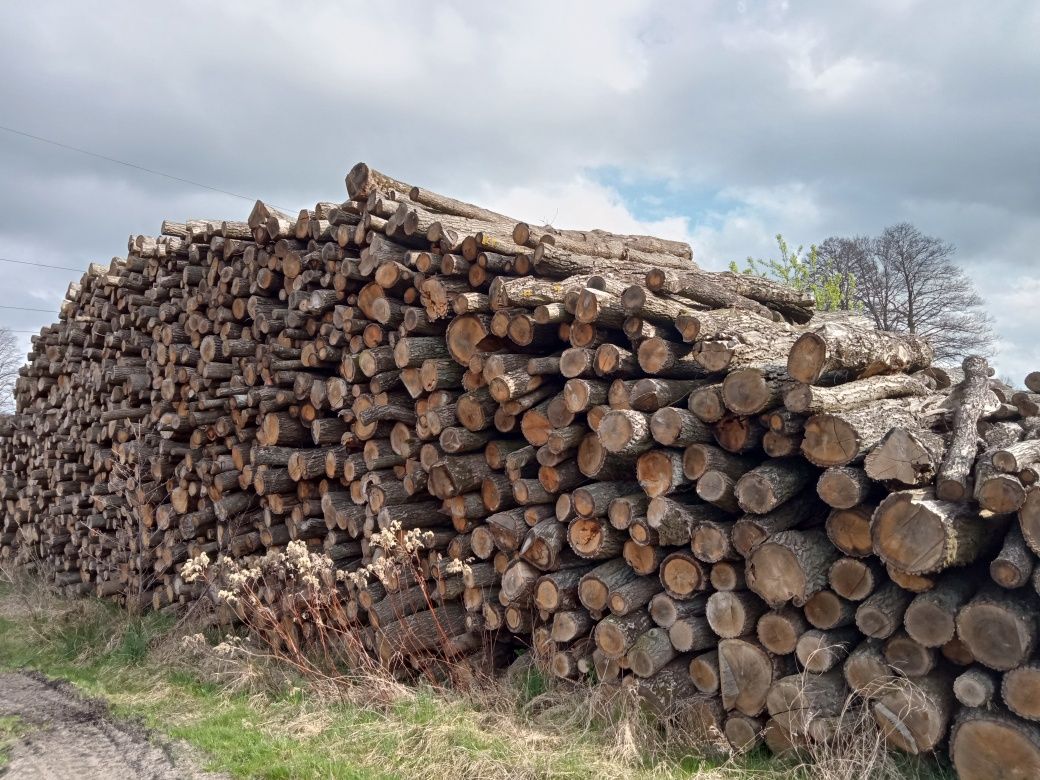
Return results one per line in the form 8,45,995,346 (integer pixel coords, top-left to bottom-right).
0,123,285,208
0,305,58,313
0,257,88,273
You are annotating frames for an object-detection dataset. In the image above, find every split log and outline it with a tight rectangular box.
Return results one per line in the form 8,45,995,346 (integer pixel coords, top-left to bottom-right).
936,356,994,501
864,427,946,487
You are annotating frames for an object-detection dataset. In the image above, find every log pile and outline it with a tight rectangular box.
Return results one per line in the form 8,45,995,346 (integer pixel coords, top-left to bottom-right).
2,161,1040,777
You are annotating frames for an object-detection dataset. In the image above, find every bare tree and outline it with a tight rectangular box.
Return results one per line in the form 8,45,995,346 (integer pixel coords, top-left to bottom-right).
817,223,994,362
814,235,872,312
0,327,22,413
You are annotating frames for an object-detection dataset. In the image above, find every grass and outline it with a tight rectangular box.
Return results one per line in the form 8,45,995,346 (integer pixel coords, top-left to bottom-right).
0,573,952,780
0,714,27,769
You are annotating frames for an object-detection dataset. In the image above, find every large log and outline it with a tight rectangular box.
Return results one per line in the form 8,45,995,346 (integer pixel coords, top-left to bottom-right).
951,707,1040,780
786,322,933,385
872,488,1000,575
956,585,1039,671
746,529,838,608
801,398,938,468
718,638,793,717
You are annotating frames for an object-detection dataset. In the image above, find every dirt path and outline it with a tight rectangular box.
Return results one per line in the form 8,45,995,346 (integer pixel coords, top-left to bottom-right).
0,670,227,779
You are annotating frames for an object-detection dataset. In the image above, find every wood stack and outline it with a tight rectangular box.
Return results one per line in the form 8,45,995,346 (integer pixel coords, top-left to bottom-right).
2,161,1039,778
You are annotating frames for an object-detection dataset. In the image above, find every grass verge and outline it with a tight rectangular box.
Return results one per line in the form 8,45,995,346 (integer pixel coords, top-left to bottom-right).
0,572,952,780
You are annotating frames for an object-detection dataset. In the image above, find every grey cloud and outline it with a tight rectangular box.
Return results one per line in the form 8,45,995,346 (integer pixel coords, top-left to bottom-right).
0,0,1037,379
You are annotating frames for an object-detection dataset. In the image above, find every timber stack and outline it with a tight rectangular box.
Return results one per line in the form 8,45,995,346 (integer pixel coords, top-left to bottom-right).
2,161,1040,778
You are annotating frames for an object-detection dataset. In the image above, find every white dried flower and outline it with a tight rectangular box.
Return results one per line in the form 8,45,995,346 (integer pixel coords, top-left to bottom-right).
180,552,210,583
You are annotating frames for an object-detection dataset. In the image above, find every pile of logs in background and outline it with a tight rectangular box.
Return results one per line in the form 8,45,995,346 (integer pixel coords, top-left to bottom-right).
3,161,1040,778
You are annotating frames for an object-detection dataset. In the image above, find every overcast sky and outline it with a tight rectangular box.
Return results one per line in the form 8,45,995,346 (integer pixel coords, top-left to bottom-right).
0,1,1037,381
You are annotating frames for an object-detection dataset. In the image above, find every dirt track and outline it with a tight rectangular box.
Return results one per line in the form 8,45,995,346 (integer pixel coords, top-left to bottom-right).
0,670,226,779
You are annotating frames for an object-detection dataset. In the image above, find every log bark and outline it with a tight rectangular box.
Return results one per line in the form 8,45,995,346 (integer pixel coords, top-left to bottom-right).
766,671,849,736
796,626,859,673
827,556,884,601
706,590,767,639
659,551,708,599
756,607,810,656
784,374,931,414
953,666,999,708
871,672,953,754
627,627,678,678
734,458,818,514
1002,662,1040,722
990,525,1034,588
855,581,913,639
816,466,874,510
824,504,875,558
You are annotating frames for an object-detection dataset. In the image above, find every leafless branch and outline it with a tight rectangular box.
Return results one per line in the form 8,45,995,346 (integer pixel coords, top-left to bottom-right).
817,223,994,363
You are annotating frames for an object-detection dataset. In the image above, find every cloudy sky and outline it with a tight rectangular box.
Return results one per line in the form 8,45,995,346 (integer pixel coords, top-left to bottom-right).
0,1,1037,381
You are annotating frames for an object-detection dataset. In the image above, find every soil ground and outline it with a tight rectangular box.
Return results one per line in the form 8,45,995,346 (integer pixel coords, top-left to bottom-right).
0,670,226,779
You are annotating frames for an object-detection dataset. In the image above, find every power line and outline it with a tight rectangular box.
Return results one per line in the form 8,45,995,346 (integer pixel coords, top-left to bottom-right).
0,305,58,313
0,123,283,207
0,257,87,273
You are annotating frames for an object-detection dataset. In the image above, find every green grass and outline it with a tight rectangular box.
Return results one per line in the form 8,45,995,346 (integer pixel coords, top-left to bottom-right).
0,577,952,780
0,714,27,769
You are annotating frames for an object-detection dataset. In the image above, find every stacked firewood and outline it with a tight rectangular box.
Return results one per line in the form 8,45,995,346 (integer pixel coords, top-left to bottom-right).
2,162,1040,778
